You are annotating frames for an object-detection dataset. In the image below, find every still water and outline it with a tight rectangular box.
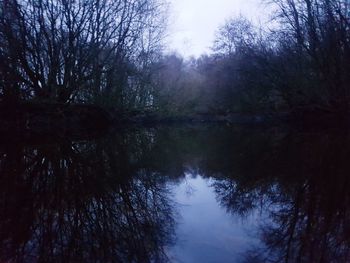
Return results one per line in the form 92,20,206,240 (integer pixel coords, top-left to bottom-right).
0,125,349,262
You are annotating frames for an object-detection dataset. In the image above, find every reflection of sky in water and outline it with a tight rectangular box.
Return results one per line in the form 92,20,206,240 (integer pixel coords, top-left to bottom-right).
3,127,348,262
168,173,262,263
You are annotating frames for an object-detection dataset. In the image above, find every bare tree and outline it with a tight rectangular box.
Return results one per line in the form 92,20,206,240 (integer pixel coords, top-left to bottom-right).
0,0,168,107
269,0,350,110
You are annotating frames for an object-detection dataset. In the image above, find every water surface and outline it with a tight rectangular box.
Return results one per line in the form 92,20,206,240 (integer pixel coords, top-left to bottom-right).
0,125,349,262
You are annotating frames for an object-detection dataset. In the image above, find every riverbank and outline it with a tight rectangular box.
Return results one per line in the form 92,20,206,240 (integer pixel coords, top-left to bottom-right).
1,102,350,141
0,102,110,141
115,108,350,128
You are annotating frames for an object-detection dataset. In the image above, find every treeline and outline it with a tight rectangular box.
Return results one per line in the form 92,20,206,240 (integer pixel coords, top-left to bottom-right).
1,0,350,117
0,0,167,109
152,0,350,116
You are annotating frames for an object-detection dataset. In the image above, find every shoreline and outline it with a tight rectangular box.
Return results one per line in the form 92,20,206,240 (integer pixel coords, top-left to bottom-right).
1,102,350,140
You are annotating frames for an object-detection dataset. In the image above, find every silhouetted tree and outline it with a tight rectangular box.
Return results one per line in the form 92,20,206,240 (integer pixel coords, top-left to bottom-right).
0,0,168,108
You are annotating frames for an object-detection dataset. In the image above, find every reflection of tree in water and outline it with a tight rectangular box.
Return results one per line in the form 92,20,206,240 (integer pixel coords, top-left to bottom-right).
0,136,175,263
209,131,350,263
122,127,350,263
2,127,350,263
115,126,350,263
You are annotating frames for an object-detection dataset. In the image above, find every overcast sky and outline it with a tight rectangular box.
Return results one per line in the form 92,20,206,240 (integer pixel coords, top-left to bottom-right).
167,0,268,57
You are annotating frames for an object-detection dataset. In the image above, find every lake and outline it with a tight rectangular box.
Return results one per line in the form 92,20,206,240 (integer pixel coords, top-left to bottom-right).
0,125,349,262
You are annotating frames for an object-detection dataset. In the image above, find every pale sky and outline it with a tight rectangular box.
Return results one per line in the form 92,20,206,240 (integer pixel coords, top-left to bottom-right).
167,0,268,57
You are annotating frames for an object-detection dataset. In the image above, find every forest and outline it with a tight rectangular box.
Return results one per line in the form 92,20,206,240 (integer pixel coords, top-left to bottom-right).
0,0,350,126
1,2,350,262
